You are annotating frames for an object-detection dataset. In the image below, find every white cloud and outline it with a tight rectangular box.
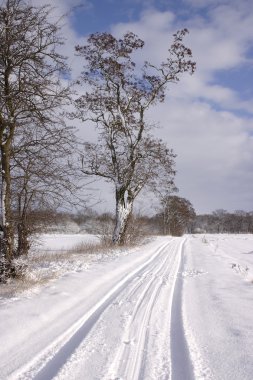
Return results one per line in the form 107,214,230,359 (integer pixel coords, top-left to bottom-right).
148,99,253,212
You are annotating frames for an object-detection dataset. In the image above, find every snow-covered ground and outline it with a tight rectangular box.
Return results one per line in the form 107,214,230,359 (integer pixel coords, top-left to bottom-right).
183,234,253,380
0,234,253,379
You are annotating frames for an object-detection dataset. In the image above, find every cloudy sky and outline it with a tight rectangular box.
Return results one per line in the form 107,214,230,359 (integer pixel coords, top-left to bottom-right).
33,0,253,214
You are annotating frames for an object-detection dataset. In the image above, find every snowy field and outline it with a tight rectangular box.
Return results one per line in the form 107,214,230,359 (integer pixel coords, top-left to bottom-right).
0,234,253,379
36,233,100,252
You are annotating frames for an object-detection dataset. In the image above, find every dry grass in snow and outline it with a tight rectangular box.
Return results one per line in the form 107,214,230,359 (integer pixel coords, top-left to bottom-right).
0,235,142,299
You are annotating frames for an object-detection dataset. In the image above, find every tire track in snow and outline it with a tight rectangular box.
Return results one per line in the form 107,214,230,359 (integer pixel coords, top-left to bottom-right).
117,245,175,379
10,240,172,380
170,238,195,380
105,238,185,380
170,237,212,380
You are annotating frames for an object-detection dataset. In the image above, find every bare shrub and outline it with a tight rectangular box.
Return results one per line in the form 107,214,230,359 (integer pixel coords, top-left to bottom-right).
0,257,27,283
67,239,115,255
118,214,149,247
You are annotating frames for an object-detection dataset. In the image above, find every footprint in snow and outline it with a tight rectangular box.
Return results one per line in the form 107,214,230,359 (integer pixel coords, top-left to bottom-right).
182,269,208,278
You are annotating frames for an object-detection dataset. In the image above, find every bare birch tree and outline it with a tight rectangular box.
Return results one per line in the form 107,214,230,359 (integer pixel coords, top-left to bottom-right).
73,30,196,244
0,0,70,275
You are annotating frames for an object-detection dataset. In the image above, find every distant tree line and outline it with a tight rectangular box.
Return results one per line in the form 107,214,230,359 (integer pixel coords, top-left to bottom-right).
191,209,253,234
32,196,196,239
42,207,253,235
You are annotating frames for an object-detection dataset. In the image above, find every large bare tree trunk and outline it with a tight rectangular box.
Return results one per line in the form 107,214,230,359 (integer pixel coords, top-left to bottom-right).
1,143,14,261
15,187,30,256
17,223,30,256
112,189,133,245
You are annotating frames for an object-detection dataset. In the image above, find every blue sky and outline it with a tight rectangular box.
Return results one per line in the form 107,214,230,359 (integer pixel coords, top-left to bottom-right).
71,0,185,34
34,0,253,214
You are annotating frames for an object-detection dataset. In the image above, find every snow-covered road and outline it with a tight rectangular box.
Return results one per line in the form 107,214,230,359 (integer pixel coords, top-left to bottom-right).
0,235,253,380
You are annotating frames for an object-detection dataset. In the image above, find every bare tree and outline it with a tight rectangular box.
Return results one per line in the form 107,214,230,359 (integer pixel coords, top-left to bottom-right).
0,0,70,270
11,123,78,256
73,30,196,244
160,195,196,236
212,209,228,233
